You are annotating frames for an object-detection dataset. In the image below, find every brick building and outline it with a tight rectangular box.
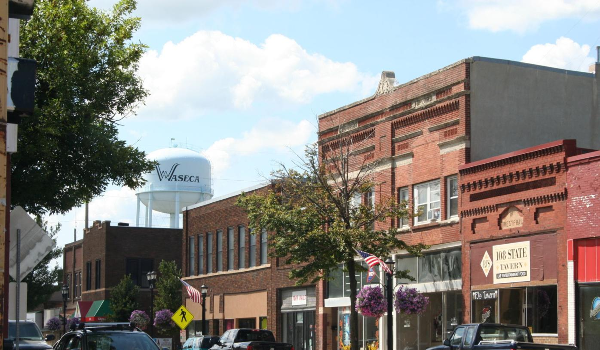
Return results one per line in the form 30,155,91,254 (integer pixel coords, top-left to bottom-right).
317,56,600,350
182,184,317,350
459,140,589,345
62,221,182,322
566,149,600,349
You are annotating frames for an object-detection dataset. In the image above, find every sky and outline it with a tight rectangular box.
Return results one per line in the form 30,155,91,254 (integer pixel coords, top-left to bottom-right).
45,0,600,266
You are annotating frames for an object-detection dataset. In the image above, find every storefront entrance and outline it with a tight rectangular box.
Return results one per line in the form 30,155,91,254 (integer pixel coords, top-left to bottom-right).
578,284,600,350
282,311,315,350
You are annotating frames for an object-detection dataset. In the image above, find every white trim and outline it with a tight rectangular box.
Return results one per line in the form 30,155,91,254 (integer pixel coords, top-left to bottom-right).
567,260,575,344
400,279,463,293
414,179,441,225
446,175,458,219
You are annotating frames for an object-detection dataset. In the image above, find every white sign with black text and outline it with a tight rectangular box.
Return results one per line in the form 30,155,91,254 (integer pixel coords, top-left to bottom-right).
493,241,530,284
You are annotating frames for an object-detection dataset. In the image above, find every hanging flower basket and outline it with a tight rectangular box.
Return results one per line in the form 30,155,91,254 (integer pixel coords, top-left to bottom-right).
130,310,150,330
355,286,387,318
45,317,61,331
394,286,429,315
154,309,176,333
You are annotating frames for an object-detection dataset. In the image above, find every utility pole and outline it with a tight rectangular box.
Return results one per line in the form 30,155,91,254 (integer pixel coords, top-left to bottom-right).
0,0,9,345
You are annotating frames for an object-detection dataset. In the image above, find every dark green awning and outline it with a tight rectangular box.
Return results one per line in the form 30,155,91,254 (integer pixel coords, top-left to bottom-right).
84,300,112,322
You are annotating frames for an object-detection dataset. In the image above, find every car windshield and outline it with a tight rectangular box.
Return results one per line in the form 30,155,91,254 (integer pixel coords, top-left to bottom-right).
201,337,217,347
8,322,43,341
86,332,160,350
236,330,275,342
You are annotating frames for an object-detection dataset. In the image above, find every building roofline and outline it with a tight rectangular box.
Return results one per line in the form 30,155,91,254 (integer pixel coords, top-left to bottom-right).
567,149,600,165
459,139,576,172
184,182,270,211
318,56,595,120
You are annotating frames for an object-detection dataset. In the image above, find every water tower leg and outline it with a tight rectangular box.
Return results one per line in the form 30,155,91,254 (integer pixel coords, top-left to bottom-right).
148,195,153,227
174,192,181,229
145,203,149,227
136,196,141,227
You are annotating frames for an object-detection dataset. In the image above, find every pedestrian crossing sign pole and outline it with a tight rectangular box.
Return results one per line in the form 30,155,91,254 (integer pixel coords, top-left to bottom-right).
172,305,194,330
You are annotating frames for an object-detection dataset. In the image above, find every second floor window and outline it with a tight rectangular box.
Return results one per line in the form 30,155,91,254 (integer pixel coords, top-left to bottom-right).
447,176,458,218
260,229,268,265
239,226,246,269
227,227,234,270
398,187,409,227
217,230,223,272
249,228,256,268
95,260,101,289
207,232,213,273
198,234,204,275
189,236,195,276
414,180,440,225
86,262,92,291
126,258,153,287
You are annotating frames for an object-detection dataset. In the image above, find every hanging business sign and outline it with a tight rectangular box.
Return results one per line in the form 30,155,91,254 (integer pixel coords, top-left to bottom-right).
472,289,498,301
493,241,530,284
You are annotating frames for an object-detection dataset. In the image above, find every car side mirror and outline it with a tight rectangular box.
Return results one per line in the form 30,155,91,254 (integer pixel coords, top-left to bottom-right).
443,339,451,347
45,334,56,341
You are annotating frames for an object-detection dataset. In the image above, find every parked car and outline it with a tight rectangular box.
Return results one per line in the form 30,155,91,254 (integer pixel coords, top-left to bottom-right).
52,322,162,350
210,329,293,350
8,320,54,350
183,336,220,350
426,323,577,350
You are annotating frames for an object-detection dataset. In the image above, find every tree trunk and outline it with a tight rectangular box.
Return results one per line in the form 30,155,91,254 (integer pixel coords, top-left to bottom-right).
347,258,359,350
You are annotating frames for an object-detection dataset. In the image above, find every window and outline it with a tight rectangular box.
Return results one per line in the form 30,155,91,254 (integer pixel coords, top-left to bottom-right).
398,187,409,227
126,258,153,287
95,260,101,289
249,228,257,267
365,187,375,208
227,227,234,270
198,235,204,275
327,261,380,299
207,232,213,273
75,271,82,298
395,249,462,284
189,236,195,276
414,180,440,224
217,230,223,272
450,327,465,346
86,262,92,291
239,226,246,269
260,229,268,265
447,176,458,218
66,274,72,300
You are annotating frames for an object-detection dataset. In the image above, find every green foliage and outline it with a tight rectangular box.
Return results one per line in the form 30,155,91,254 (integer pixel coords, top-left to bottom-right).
14,0,154,216
154,260,183,313
237,141,426,350
22,218,63,310
108,274,139,322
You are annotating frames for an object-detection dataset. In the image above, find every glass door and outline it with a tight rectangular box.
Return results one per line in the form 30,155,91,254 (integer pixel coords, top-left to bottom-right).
283,311,316,350
578,284,600,350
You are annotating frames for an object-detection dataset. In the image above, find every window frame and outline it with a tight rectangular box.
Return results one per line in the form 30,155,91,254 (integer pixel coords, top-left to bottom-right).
198,234,204,275
414,179,441,225
94,259,101,289
398,186,409,227
227,227,235,271
86,261,92,291
447,175,458,219
217,230,223,272
249,228,257,268
189,236,195,276
125,258,154,287
260,229,268,265
207,232,213,273
238,226,246,269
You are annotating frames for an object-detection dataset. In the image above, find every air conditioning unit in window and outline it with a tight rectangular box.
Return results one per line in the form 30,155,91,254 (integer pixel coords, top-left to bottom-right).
429,208,440,221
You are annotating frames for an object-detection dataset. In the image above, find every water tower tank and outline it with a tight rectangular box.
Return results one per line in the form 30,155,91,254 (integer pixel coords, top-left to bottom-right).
135,147,213,228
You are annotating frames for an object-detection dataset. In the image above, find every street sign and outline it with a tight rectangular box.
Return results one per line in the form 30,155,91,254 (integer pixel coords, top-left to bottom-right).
172,305,194,330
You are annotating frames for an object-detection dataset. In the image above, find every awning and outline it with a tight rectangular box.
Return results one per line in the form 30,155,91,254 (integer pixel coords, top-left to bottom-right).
84,300,112,322
75,301,94,318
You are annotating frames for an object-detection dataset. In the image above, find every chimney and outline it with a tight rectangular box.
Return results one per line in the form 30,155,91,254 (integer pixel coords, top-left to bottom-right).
117,222,130,227
591,46,600,74
375,71,396,96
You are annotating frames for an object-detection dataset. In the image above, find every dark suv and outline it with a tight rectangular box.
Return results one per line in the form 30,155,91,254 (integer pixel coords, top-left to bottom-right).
53,323,161,350
8,320,54,349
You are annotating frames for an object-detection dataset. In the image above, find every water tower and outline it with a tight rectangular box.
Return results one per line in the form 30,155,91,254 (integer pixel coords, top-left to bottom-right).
135,147,213,228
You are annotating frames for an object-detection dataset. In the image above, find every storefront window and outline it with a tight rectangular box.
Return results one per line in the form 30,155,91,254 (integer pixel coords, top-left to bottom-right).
397,249,461,284
526,286,557,334
338,308,378,350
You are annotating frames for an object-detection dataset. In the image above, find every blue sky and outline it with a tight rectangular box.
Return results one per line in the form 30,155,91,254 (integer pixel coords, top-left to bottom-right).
47,0,600,264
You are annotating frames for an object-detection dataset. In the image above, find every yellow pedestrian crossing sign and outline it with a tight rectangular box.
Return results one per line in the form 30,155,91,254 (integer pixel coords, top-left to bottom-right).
172,305,194,330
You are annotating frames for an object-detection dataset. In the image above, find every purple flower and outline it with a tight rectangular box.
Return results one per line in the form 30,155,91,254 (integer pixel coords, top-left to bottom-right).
394,286,429,315
130,310,150,330
67,317,80,329
154,309,176,331
355,286,387,318
45,317,61,331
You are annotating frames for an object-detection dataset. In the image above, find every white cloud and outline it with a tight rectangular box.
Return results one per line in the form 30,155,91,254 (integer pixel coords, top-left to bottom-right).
136,31,377,120
202,118,314,175
459,0,600,33
522,37,595,71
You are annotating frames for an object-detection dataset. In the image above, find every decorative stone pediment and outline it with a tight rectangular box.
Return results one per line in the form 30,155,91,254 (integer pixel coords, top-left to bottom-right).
499,206,523,230
375,71,396,96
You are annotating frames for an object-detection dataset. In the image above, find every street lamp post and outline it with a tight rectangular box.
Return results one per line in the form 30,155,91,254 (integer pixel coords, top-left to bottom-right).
61,283,69,334
201,285,208,335
147,271,157,338
385,257,395,350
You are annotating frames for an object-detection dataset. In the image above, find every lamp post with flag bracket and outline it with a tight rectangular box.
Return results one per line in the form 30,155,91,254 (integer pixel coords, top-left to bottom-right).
201,285,208,335
147,271,157,338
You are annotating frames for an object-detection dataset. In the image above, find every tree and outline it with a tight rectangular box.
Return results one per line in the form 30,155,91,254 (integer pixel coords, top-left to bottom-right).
237,140,425,350
154,260,183,313
22,219,63,310
109,274,139,321
14,0,154,216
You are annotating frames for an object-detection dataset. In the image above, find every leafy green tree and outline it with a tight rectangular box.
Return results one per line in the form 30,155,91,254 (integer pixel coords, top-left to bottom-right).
154,260,183,313
237,141,425,350
14,0,153,216
22,219,62,310
108,274,139,321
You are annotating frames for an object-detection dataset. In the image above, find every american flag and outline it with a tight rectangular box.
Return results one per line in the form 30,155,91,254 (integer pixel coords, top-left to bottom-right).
180,279,203,304
366,267,377,283
355,249,393,275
